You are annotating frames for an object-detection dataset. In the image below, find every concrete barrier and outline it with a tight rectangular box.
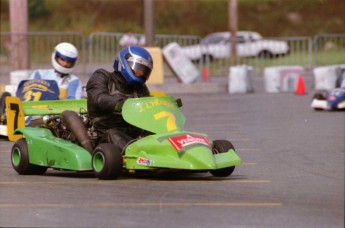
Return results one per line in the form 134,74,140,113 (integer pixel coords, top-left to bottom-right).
264,66,304,93
313,64,345,90
10,70,32,85
228,65,254,94
145,47,164,85
162,42,199,84
2,70,33,96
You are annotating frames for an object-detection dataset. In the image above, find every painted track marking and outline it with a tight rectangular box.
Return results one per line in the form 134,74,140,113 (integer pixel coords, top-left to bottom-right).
0,202,283,208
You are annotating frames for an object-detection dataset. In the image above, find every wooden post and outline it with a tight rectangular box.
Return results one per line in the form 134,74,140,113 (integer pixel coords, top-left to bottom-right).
143,0,155,46
228,0,238,60
9,0,30,70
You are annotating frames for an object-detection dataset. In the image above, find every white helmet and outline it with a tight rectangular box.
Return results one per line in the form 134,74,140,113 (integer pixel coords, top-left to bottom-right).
51,42,78,74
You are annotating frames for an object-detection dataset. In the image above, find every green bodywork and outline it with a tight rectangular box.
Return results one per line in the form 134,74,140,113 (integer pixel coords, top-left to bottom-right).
122,96,241,170
124,132,241,170
16,99,91,171
15,96,241,172
16,127,92,171
22,99,87,116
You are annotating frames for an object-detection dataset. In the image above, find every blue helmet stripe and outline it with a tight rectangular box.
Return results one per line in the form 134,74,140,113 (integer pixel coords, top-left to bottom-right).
55,51,77,62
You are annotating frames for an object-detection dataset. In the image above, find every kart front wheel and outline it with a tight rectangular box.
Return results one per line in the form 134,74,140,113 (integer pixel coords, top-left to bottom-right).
11,138,48,175
210,140,236,177
92,143,123,180
312,91,327,100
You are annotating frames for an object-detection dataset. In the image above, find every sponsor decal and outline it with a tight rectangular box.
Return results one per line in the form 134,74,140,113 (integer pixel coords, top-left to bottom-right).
136,99,175,113
17,79,59,101
144,99,175,110
328,95,336,101
136,157,151,166
22,80,55,94
168,134,210,151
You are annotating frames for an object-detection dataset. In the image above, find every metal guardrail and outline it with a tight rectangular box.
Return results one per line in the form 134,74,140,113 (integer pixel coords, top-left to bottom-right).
313,33,345,67
188,36,313,76
0,32,87,76
0,32,344,78
87,32,200,76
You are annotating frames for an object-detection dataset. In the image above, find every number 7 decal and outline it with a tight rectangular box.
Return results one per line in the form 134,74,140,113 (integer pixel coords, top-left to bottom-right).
5,96,25,141
154,111,177,132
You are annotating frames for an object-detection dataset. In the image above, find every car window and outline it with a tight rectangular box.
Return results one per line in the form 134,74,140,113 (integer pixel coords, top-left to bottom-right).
202,35,227,45
236,36,245,44
229,35,245,44
250,33,262,41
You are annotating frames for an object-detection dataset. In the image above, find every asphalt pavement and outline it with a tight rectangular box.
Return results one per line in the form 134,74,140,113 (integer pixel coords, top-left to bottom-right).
0,75,344,228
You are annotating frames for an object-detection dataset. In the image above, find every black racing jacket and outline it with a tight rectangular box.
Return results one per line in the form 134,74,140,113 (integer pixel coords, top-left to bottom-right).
86,69,150,134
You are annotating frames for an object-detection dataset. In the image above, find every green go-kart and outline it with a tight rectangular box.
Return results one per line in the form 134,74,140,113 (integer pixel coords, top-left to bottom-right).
9,95,241,180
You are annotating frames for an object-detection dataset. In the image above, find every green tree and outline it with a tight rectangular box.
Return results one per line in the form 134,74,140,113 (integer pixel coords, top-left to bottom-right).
29,0,49,19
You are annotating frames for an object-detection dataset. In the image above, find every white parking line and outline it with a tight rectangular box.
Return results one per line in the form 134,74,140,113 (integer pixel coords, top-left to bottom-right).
0,202,283,208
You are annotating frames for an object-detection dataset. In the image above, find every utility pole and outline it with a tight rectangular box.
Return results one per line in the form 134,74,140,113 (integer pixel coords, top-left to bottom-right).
9,0,30,69
228,0,238,59
143,0,155,46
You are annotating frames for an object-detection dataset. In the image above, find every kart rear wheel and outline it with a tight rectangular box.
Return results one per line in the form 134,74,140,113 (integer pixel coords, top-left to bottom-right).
312,92,327,100
92,143,123,180
312,91,328,111
210,140,236,177
0,92,11,123
258,50,274,58
11,138,48,175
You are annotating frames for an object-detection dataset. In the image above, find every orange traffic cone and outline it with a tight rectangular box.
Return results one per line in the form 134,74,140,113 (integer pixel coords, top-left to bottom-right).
295,75,306,95
202,67,209,82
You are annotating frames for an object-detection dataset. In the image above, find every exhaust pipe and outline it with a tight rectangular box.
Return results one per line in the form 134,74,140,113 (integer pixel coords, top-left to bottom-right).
29,115,59,127
61,110,93,154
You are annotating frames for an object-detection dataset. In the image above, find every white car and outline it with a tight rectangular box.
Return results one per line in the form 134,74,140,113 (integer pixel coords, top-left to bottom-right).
182,31,289,61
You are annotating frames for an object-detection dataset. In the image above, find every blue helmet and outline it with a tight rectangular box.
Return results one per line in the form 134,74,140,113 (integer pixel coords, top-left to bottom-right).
113,46,153,85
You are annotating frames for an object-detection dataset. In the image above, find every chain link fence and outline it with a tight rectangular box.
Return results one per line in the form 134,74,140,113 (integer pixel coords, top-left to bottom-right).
0,32,344,79
313,33,345,67
0,32,86,76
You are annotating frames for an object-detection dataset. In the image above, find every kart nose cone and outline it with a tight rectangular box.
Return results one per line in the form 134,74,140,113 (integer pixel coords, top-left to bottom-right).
180,146,216,170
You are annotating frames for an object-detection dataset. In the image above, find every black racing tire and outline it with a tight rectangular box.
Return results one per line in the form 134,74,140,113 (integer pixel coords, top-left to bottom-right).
312,92,327,100
210,140,236,177
92,143,123,180
0,92,11,120
258,50,274,58
11,138,48,175
202,54,214,63
312,92,328,110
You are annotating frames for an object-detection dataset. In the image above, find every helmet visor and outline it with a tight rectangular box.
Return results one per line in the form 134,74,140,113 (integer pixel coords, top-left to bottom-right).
127,56,152,81
55,51,77,68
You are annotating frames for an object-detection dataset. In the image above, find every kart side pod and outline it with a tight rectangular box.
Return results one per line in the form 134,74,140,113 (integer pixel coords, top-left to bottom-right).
123,133,242,171
14,127,92,171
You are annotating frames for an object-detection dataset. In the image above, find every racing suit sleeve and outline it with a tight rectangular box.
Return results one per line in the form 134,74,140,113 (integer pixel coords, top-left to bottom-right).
66,78,81,99
28,70,42,80
86,69,125,113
